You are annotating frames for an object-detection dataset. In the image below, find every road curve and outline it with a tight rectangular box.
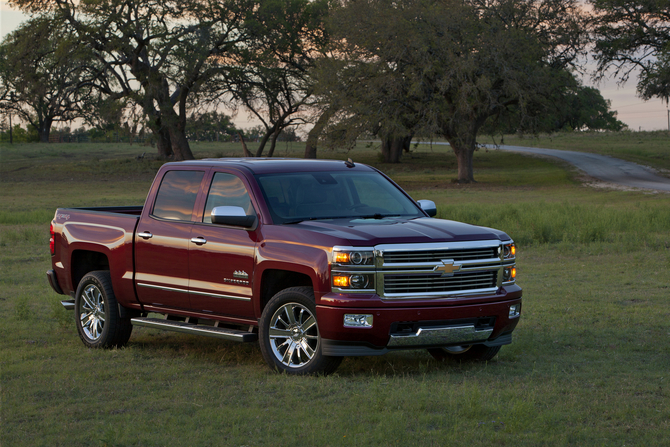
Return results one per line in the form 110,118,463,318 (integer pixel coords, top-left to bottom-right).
487,144,670,192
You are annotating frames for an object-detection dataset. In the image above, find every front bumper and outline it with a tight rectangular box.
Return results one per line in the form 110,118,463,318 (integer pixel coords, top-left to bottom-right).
316,286,521,357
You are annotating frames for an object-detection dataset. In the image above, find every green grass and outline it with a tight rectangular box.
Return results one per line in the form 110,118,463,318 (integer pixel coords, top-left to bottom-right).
1,140,669,446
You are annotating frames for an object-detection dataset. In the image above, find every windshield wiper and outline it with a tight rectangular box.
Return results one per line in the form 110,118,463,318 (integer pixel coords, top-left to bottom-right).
282,216,340,225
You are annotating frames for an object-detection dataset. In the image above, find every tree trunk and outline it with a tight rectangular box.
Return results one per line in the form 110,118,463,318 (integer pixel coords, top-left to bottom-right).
238,132,252,157
255,128,274,157
447,137,476,183
38,118,53,143
168,126,194,161
156,128,173,159
402,134,413,153
380,134,405,163
304,107,335,159
267,128,281,157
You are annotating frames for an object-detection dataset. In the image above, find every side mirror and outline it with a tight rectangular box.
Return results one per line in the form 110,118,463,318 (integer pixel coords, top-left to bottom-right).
417,200,437,217
211,206,257,228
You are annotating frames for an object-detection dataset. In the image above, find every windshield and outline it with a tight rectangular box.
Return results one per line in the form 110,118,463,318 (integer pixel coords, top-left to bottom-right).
255,171,424,224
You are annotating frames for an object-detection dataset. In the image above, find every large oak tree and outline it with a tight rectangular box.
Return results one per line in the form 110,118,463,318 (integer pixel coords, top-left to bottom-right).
323,0,586,182
12,0,257,160
591,0,670,102
0,15,90,142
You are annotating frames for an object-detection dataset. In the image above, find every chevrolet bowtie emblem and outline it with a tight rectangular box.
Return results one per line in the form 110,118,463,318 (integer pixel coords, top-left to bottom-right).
434,260,461,276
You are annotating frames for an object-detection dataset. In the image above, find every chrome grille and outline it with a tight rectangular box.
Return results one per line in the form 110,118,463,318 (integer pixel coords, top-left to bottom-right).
374,241,506,298
384,271,497,294
382,247,498,263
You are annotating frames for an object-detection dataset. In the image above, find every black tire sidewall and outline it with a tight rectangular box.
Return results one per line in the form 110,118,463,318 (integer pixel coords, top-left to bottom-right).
74,271,116,348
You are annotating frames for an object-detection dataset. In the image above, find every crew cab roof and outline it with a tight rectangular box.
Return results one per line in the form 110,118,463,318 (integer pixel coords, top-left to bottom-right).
164,158,375,175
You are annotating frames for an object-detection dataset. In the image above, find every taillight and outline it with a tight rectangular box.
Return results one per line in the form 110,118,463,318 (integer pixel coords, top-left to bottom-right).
49,223,55,255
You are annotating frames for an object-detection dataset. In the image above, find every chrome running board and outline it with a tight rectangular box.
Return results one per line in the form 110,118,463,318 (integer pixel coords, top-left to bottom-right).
61,299,75,310
130,317,257,342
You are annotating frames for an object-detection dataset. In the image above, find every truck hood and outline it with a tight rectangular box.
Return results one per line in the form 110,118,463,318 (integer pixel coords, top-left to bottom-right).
289,217,510,246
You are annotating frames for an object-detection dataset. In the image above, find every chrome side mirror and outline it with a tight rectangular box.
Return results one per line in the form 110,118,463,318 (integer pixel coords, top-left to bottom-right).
211,206,257,228
417,200,437,217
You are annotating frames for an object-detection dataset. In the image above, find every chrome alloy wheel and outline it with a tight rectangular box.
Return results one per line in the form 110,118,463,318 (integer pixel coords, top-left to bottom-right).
79,284,106,341
268,302,319,368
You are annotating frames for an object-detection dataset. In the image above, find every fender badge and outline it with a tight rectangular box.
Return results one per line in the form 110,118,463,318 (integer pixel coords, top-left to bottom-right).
233,270,249,279
434,260,461,276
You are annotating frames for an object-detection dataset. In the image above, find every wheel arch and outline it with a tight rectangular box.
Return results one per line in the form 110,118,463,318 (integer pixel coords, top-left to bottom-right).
257,268,314,316
71,249,110,292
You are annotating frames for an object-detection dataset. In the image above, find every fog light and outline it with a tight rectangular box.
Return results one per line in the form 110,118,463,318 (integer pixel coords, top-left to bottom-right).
509,304,520,318
344,314,373,328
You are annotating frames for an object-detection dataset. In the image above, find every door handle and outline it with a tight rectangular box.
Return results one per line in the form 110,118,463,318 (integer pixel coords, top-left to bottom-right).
190,237,207,245
138,232,153,239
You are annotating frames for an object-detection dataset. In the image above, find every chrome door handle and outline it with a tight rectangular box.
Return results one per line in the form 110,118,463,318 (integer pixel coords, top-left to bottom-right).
138,232,153,239
190,237,207,245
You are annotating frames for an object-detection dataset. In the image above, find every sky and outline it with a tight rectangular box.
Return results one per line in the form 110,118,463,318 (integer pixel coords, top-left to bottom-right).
2,2,669,132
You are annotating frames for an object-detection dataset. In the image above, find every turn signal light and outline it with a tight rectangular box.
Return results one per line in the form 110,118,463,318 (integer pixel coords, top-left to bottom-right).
334,252,350,263
333,275,350,287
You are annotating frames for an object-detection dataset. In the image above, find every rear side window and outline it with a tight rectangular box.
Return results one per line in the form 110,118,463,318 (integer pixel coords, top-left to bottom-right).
152,170,205,221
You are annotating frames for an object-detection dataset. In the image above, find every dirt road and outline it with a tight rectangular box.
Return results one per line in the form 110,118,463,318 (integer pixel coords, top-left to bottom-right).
488,144,670,192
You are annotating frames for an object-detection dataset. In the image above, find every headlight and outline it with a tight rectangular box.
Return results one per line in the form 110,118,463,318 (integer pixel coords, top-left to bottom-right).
332,247,375,292
333,248,374,265
503,267,517,282
503,243,516,259
332,273,375,290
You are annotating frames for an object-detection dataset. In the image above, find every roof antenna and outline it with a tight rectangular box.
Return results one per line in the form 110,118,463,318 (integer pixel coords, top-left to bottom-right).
345,158,355,168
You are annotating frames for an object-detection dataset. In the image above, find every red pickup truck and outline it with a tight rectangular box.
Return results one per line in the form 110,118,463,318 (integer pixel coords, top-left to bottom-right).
47,158,521,375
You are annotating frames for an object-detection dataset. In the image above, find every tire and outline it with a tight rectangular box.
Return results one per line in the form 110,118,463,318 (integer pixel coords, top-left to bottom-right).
74,271,132,348
259,287,342,375
428,344,501,362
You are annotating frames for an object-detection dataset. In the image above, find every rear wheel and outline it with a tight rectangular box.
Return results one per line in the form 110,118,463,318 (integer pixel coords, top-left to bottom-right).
75,271,132,348
428,344,501,362
259,287,342,375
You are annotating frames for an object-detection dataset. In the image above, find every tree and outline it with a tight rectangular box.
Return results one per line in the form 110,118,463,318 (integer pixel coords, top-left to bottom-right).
0,15,89,142
590,0,670,102
186,111,237,141
216,0,330,157
324,0,586,181
483,75,625,133
12,0,258,160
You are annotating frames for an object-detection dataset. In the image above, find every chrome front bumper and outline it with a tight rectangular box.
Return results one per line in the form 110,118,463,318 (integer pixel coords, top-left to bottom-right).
387,324,493,348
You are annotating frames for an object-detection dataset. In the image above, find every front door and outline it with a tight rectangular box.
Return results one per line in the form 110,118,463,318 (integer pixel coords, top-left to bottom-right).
188,171,258,319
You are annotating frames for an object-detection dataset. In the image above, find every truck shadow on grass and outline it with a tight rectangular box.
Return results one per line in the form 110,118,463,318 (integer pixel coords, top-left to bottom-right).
128,330,501,377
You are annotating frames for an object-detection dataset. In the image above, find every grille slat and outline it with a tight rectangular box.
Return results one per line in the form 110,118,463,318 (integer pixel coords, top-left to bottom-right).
383,248,498,264
384,271,497,295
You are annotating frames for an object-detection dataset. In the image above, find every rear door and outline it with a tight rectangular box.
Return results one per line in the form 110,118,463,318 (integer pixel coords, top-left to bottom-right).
188,170,259,319
134,168,208,309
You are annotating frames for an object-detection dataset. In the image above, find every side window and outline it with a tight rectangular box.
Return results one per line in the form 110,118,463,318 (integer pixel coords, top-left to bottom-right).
203,172,256,223
152,170,205,221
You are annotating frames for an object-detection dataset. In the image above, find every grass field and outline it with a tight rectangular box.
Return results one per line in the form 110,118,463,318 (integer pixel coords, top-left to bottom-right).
1,137,669,446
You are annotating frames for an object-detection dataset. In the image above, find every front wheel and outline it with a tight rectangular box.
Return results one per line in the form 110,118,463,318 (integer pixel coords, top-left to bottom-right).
428,344,501,362
259,287,342,375
74,271,132,348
